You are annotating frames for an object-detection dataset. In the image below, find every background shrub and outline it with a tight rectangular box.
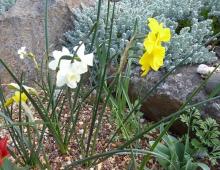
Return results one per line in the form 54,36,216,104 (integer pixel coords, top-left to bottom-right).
64,0,219,72
0,0,16,14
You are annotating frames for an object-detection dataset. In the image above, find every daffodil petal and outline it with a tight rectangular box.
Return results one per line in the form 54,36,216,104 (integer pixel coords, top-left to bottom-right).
144,32,162,53
148,18,161,33
7,83,20,90
74,43,85,58
48,60,58,70
56,70,67,87
6,83,38,96
21,47,26,51
12,91,28,103
139,52,148,66
159,28,171,42
18,47,26,55
19,54,25,59
73,43,94,68
146,32,157,42
139,52,153,76
152,46,165,58
81,53,94,66
141,66,150,76
144,40,155,54
151,57,163,71
52,50,62,60
71,61,88,74
59,60,72,70
4,98,14,107
150,46,165,71
67,81,77,89
62,47,72,56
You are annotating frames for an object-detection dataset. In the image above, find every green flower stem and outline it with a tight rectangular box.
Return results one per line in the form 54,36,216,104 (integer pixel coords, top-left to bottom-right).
85,1,116,158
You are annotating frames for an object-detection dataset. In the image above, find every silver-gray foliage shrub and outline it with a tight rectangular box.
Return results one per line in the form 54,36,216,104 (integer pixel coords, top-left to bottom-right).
0,0,16,14
64,0,219,70
205,0,220,17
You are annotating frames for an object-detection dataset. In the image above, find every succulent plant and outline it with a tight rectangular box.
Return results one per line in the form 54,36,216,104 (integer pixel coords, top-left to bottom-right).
64,0,219,71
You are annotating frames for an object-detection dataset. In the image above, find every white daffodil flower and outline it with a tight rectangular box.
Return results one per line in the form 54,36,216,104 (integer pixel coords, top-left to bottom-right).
56,62,82,88
50,43,94,89
49,47,73,70
73,42,94,67
18,47,27,59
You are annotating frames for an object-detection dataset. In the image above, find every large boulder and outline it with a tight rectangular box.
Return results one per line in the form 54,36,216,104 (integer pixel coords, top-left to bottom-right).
214,46,220,58
0,0,92,83
129,65,220,134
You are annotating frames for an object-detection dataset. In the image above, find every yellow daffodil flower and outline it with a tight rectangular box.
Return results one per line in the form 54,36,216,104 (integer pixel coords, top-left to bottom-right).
139,18,171,76
3,87,34,121
148,18,171,42
140,45,165,76
4,91,28,107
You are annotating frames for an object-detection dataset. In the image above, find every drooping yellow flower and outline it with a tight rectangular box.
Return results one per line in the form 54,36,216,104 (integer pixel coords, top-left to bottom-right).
3,86,34,121
139,18,171,76
4,98,14,107
4,91,28,107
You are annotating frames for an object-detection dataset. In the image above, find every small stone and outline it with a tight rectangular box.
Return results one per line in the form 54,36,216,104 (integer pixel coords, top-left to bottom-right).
64,156,71,161
197,64,219,75
79,129,84,135
78,121,83,125
111,143,117,148
140,118,145,123
66,160,71,165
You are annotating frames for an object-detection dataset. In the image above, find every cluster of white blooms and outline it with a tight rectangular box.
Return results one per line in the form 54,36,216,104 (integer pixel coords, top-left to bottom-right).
49,43,94,89
17,43,93,89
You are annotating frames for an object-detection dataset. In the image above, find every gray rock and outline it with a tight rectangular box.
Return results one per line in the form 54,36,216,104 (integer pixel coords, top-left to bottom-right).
0,0,93,84
204,102,220,122
215,46,220,58
129,65,220,134
205,72,220,95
